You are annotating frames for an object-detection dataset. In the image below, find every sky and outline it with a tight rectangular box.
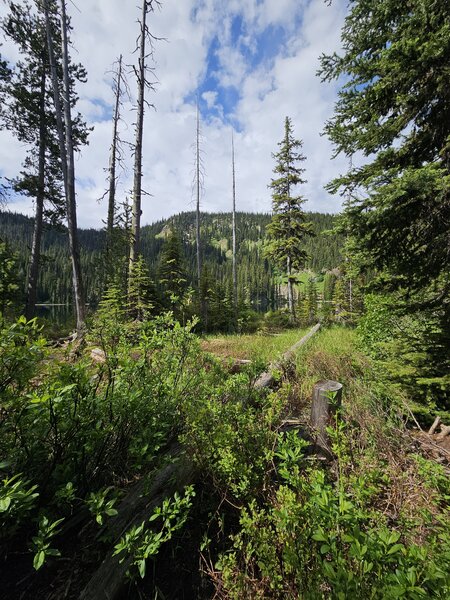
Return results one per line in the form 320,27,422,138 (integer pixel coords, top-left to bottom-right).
0,0,349,229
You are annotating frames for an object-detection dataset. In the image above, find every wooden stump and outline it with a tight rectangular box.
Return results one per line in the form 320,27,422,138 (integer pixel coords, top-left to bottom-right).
310,380,343,455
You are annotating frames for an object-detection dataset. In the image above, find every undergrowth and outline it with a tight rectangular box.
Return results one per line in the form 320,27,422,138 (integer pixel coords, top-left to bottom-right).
193,326,450,599
1,318,449,599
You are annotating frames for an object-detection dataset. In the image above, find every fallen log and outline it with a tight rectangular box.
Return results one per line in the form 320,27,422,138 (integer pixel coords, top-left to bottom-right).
437,424,450,441
428,416,441,435
80,445,196,600
80,324,321,600
254,323,321,389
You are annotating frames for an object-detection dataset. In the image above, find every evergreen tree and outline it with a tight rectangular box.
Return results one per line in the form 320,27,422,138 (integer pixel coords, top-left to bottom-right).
0,239,21,316
265,117,312,321
127,255,154,321
157,230,188,317
43,0,87,334
320,0,449,393
306,278,318,324
1,1,88,320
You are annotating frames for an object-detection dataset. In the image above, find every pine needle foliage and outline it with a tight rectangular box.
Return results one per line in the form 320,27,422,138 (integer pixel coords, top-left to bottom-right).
265,117,313,320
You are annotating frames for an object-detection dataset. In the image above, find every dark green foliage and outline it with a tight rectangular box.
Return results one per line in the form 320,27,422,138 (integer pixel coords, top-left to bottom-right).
320,0,450,404
265,117,313,319
0,239,21,315
1,1,89,222
127,255,155,321
0,210,343,317
157,230,189,318
266,117,311,274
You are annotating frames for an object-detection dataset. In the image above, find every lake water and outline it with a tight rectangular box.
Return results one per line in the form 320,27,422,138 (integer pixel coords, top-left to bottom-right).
35,304,75,330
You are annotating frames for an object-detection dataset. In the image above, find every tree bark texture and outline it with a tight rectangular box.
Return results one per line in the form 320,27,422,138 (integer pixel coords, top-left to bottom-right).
129,1,148,268
310,380,343,454
106,54,123,259
44,0,85,333
25,62,46,320
196,100,201,290
232,130,237,322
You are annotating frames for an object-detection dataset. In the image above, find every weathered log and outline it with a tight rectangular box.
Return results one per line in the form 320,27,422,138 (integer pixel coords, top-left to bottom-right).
428,416,441,435
80,445,196,600
437,424,450,441
310,380,343,454
254,323,321,389
228,358,252,374
80,325,321,599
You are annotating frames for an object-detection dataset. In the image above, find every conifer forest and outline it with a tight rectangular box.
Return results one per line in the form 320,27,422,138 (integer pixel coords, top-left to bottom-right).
0,1,449,599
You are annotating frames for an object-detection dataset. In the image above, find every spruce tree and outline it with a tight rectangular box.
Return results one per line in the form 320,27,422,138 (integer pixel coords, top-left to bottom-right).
157,230,188,317
1,0,88,320
320,0,449,393
265,117,312,321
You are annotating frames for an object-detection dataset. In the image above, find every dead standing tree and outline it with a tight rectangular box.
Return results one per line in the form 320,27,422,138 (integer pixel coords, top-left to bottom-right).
105,54,130,263
195,97,204,291
128,0,160,280
231,130,238,324
43,0,85,334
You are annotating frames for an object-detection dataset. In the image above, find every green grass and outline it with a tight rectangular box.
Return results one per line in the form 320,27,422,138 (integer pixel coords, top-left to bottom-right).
295,270,325,294
201,327,310,364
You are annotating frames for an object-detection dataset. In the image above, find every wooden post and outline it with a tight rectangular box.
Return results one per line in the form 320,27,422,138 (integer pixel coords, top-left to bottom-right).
311,380,343,454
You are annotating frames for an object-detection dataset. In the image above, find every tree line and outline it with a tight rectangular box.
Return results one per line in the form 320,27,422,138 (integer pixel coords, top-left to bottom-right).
0,209,345,331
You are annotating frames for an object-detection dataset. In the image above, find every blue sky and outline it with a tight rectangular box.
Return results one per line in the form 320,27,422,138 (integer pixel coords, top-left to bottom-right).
0,0,349,228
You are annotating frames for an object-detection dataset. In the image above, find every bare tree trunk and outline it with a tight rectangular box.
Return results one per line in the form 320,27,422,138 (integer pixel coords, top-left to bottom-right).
106,54,123,260
287,256,294,320
196,100,201,290
231,130,237,324
44,0,85,334
25,62,46,320
129,2,148,270
60,0,85,332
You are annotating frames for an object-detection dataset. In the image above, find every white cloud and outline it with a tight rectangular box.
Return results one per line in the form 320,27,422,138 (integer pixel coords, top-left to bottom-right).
0,0,349,230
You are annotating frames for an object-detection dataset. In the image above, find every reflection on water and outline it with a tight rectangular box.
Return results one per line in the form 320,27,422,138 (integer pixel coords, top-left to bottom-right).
35,304,75,330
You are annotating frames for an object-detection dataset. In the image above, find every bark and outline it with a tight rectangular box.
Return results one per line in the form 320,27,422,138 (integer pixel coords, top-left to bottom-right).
196,100,201,289
60,0,85,332
80,444,196,600
310,380,343,455
232,130,237,322
254,322,321,389
106,54,123,259
428,416,441,435
129,1,148,269
287,255,294,320
44,0,85,333
25,60,46,320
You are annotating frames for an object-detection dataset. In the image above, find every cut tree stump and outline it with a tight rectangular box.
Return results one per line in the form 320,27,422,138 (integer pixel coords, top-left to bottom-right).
310,380,343,455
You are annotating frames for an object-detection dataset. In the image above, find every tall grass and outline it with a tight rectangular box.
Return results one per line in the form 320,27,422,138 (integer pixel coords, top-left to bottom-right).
201,327,309,363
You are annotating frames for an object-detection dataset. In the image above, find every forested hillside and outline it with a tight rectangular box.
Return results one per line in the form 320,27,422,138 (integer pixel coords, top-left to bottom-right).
0,210,342,310
0,0,449,598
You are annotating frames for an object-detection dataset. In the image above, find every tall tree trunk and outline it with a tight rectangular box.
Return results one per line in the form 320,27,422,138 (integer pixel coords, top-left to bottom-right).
60,0,85,332
25,61,46,320
287,256,294,320
44,0,85,333
106,54,123,261
231,131,237,323
129,1,148,270
196,100,201,290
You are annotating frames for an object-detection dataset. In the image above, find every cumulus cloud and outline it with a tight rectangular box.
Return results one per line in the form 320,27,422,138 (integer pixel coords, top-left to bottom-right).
0,0,349,228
